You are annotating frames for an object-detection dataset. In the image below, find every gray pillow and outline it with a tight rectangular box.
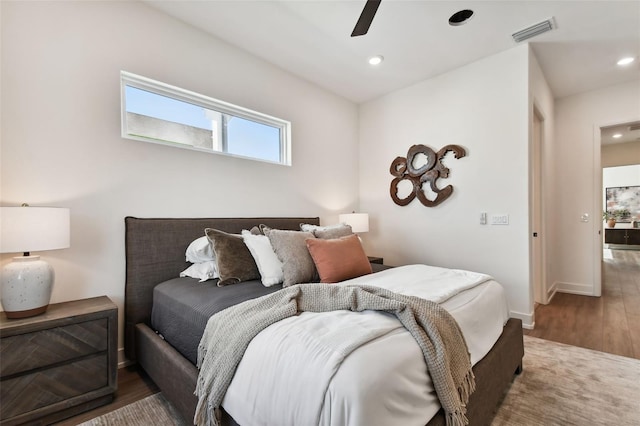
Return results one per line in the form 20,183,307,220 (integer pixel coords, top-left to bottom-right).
205,228,260,287
313,225,353,239
300,223,353,239
265,229,317,287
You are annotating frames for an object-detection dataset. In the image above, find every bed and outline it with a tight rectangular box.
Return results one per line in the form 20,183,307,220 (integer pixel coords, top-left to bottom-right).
124,216,524,426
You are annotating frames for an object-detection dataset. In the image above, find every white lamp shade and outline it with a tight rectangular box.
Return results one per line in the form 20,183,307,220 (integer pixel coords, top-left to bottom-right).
0,207,70,254
339,213,369,233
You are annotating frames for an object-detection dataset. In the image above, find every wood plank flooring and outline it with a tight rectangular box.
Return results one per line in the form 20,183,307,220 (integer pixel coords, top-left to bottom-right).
53,365,159,425
57,249,640,424
524,248,640,360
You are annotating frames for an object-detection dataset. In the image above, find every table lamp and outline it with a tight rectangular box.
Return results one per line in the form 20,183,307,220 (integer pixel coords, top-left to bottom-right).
339,212,370,233
0,205,70,318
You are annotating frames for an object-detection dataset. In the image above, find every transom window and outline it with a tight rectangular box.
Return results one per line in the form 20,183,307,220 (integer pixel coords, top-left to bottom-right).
120,71,291,165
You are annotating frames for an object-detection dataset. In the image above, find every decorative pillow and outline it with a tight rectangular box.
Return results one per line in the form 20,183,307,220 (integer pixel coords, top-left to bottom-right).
179,261,218,282
306,234,372,283
205,228,260,287
300,223,353,239
314,225,353,240
259,224,272,235
249,226,263,235
265,229,317,287
185,235,215,263
241,230,284,287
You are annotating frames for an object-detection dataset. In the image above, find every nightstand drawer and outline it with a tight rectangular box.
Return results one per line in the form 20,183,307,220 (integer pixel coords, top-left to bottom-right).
0,318,108,376
0,353,108,421
0,296,117,425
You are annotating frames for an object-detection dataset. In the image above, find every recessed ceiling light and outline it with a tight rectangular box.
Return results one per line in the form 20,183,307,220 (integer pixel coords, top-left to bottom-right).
612,133,623,138
449,9,474,26
368,55,384,66
617,57,635,66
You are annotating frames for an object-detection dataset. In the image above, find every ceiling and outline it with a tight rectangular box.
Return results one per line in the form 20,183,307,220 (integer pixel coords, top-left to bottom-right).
145,0,640,104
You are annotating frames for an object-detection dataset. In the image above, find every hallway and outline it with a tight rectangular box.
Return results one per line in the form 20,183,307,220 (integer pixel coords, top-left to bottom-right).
524,249,640,360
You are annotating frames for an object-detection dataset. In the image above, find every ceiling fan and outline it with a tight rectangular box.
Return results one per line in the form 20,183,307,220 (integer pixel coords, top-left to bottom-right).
351,0,381,37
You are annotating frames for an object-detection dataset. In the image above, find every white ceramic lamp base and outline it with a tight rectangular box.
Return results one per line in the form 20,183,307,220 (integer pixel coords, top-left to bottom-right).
1,255,54,319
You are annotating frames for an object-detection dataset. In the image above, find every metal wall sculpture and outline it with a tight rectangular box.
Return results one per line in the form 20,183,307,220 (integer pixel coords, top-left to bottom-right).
389,144,466,207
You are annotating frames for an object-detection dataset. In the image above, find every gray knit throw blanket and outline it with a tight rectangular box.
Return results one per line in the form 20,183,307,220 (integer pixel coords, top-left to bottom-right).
195,284,475,426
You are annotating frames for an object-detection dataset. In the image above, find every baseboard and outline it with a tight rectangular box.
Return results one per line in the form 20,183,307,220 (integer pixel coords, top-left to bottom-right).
555,281,595,296
546,281,558,303
118,347,134,369
510,310,534,329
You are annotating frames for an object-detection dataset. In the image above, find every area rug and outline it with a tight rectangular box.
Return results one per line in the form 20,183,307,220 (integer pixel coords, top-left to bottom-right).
77,393,187,426
80,336,640,426
492,336,640,425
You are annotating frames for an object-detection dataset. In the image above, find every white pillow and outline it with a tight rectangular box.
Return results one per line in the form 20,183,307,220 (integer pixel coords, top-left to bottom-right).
185,236,215,263
241,230,284,287
179,261,218,282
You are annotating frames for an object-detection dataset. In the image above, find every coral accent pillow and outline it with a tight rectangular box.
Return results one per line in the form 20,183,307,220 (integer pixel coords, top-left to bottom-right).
306,234,372,283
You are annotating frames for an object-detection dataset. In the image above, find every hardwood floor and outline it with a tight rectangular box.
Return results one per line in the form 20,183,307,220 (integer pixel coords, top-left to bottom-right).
57,249,639,424
53,365,159,425
524,248,640,360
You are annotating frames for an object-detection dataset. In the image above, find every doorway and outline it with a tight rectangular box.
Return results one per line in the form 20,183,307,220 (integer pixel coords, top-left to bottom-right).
599,120,640,292
531,106,546,305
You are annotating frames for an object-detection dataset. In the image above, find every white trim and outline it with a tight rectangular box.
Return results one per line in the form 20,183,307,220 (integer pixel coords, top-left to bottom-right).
555,281,595,296
120,71,292,166
530,99,548,307
546,280,558,303
592,123,603,297
510,310,534,329
117,347,133,369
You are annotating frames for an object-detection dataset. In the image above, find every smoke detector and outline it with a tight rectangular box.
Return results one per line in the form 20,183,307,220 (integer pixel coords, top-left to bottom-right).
512,18,555,43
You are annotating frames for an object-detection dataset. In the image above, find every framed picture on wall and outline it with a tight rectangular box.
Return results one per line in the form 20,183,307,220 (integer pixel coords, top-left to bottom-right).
605,186,640,222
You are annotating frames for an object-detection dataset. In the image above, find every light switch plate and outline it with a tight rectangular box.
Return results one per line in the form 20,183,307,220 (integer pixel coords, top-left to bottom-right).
491,214,509,225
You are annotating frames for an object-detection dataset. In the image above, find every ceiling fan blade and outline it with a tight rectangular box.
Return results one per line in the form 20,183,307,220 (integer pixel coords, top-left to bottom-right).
351,0,381,37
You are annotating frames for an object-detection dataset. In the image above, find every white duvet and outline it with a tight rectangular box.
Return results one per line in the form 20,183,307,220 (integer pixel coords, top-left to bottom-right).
221,265,510,426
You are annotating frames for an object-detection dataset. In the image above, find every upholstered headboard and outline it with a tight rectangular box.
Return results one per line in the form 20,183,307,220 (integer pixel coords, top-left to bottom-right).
124,216,320,361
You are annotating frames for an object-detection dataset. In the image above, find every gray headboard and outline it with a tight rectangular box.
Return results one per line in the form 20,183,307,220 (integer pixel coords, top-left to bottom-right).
124,216,320,361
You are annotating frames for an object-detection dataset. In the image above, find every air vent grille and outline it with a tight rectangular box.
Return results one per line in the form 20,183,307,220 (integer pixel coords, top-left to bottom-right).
512,18,555,43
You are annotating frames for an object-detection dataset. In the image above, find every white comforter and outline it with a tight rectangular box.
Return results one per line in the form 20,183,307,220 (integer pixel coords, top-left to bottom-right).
221,265,510,426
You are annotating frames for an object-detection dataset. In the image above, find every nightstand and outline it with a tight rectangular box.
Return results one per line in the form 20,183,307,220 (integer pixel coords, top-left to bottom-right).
367,256,383,264
0,296,117,426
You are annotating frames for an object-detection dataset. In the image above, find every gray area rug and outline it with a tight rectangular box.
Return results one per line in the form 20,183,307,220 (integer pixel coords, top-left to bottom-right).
78,393,187,426
493,336,640,425
81,336,640,426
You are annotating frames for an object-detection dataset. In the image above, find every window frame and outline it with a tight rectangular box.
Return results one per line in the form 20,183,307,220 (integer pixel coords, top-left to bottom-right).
120,71,291,166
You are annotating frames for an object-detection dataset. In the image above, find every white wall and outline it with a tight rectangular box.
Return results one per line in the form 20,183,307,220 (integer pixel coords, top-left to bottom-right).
0,1,359,355
358,45,533,324
604,165,640,193
553,80,640,295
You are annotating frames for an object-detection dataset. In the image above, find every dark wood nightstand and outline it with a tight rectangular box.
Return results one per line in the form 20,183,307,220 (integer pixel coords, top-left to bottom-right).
0,296,117,426
367,256,383,264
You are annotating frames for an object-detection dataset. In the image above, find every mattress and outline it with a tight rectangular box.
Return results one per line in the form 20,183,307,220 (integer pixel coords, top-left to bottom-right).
151,277,282,364
151,264,390,363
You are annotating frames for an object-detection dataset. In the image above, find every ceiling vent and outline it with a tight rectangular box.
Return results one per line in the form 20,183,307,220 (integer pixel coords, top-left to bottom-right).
512,18,555,43
628,123,640,131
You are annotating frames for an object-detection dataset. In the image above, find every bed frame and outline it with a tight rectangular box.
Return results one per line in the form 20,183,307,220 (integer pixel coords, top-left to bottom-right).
124,216,524,426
